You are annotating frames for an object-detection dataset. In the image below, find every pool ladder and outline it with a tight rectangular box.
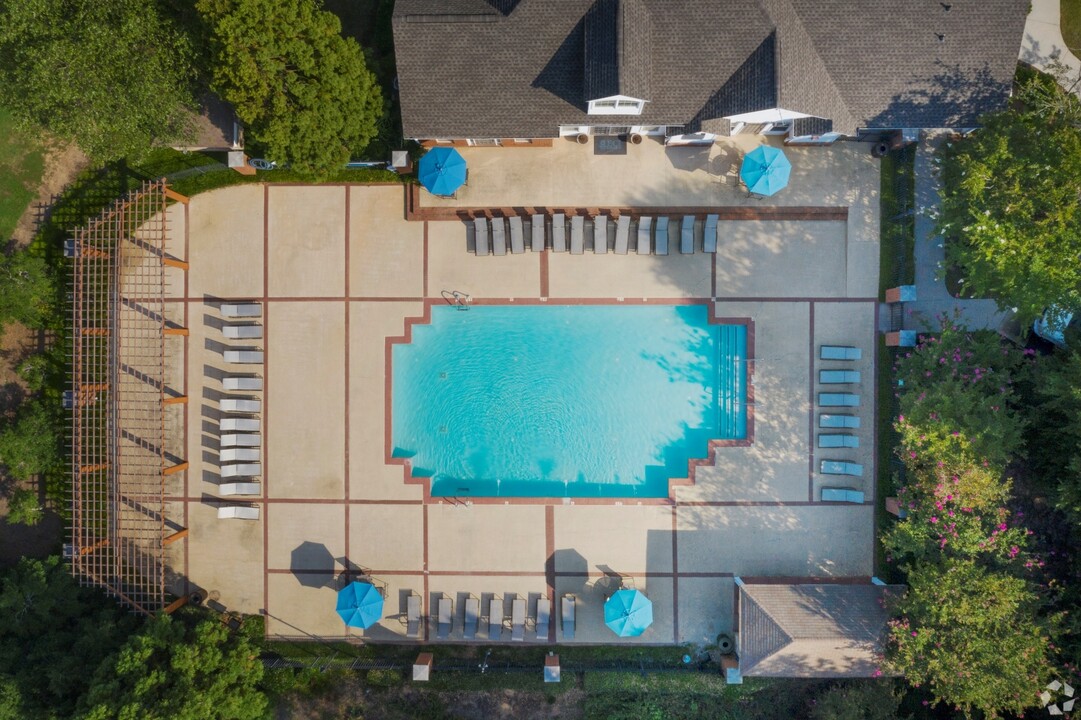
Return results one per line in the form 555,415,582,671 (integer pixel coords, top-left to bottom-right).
441,290,470,310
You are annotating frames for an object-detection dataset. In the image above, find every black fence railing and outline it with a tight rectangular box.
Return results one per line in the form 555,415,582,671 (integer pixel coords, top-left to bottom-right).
262,655,719,676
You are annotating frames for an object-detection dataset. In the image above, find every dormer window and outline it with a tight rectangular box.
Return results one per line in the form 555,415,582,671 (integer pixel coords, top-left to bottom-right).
588,95,645,115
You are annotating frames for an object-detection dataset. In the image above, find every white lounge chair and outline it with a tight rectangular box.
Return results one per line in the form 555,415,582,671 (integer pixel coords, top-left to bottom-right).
221,433,260,447
464,596,480,640
531,214,545,252
221,303,261,318
509,216,525,254
406,595,422,637
437,597,453,639
222,376,262,392
535,597,551,639
821,460,864,477
570,216,584,254
820,413,860,429
681,215,695,254
819,433,859,449
220,462,260,478
655,217,669,255
636,217,652,255
704,214,718,253
220,417,259,432
220,447,260,463
223,350,263,364
474,217,490,256
511,597,526,641
614,216,630,254
819,393,860,407
561,594,576,640
488,598,503,639
219,482,261,496
593,215,608,254
820,370,861,384
223,324,262,340
491,218,507,256
217,505,259,520
820,345,862,361
552,213,567,252
220,398,260,414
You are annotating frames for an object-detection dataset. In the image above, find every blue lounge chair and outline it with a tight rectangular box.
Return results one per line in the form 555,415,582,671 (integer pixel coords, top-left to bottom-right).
819,370,861,384
570,216,584,255
636,217,652,255
703,214,718,253
531,214,545,252
681,215,695,254
474,217,490,256
655,217,669,255
491,218,507,256
819,393,860,407
821,487,866,503
820,413,860,429
820,345,862,361
614,215,630,254
819,433,859,448
509,216,525,254
552,213,567,252
594,215,608,254
820,460,863,477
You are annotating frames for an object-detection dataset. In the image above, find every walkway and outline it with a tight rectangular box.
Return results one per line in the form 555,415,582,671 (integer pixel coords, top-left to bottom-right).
1020,0,1081,90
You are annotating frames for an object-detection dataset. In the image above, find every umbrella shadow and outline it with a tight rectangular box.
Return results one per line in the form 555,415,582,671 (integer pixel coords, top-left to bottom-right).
290,541,336,589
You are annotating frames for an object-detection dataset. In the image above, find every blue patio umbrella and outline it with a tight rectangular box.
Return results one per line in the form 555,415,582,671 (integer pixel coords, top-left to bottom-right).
336,581,384,629
739,145,792,196
604,588,653,637
418,147,468,196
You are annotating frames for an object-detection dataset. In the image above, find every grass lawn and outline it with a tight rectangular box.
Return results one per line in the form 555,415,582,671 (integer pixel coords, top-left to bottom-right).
1063,0,1081,58
0,106,44,243
878,147,916,298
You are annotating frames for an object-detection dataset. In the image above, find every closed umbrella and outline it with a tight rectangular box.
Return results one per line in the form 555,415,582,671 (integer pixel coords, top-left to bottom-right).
604,588,653,637
739,145,792,196
336,581,384,629
418,147,468,196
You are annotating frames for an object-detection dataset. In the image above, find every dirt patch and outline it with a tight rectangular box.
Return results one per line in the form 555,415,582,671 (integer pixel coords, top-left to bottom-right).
0,322,36,417
10,140,89,248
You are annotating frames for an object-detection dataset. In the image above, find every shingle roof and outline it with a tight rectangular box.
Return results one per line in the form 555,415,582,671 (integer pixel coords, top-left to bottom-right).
738,583,901,677
583,0,652,101
393,0,1027,139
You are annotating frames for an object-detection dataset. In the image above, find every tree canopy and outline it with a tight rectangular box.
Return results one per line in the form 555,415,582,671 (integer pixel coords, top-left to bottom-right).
199,0,384,176
0,0,197,161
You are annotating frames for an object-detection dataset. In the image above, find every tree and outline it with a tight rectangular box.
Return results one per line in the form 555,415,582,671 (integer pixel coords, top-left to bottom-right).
938,109,1081,324
884,559,1052,719
1028,344,1081,520
0,0,198,162
5,487,42,526
0,250,54,328
0,401,62,481
79,614,267,720
199,0,384,176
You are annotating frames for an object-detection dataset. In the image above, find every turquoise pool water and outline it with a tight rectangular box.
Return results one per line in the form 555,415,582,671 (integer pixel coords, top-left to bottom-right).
391,304,746,498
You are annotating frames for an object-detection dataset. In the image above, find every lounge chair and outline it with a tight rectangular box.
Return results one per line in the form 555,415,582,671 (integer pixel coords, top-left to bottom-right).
511,597,526,641
681,215,695,254
819,370,861,384
223,324,263,340
593,215,608,254
221,433,260,447
464,596,480,640
820,413,859,429
406,595,421,637
614,216,630,254
821,487,866,503
220,398,260,414
437,597,452,639
818,433,859,449
220,417,259,432
474,217,490,256
561,594,576,640
217,505,259,520
220,447,260,463
221,303,261,318
223,350,263,364
223,376,262,392
488,598,503,639
220,462,260,478
636,217,652,255
535,597,551,640
655,217,669,255
218,482,261,496
703,214,718,253
552,213,567,252
491,218,507,256
509,216,525,254
819,393,860,407
531,214,545,252
820,345,862,361
570,216,584,255
820,460,864,477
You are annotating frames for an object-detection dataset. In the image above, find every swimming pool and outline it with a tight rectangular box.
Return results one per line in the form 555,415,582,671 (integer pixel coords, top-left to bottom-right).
391,304,746,498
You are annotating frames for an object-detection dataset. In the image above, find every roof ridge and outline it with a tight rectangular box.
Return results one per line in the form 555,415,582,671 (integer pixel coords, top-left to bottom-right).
739,585,794,674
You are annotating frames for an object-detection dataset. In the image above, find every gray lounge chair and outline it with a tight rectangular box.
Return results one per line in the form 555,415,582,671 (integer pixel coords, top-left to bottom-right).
561,594,576,640
511,597,526,641
821,487,866,503
221,303,261,318
474,217,490,256
223,376,262,392
821,460,864,477
820,370,861,384
820,413,860,429
464,596,480,640
703,214,718,253
220,398,260,414
220,417,259,432
220,433,260,447
531,214,545,252
406,595,421,637
535,597,551,640
217,505,259,520
437,597,452,639
681,215,695,254
819,393,860,407
614,216,630,254
488,598,503,639
819,433,859,449
509,216,525,254
223,324,263,340
552,213,567,252
593,215,608,254
491,218,507,256
218,482,260,496
820,345,862,361
637,217,652,255
570,216,584,254
219,447,260,463
223,350,263,364
220,462,260,478
655,217,669,255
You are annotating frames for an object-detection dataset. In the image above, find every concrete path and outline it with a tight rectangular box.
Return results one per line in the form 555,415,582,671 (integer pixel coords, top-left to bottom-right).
1020,0,1081,90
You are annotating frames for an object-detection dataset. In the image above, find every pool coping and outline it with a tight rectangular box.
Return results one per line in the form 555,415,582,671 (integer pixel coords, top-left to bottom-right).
384,297,754,506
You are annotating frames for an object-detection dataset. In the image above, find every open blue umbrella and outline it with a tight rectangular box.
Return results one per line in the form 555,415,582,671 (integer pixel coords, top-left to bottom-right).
336,581,384,629
604,588,653,637
739,145,792,196
418,147,467,196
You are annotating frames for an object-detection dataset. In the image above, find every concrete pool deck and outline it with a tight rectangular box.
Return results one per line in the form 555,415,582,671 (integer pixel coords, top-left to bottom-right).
162,136,879,646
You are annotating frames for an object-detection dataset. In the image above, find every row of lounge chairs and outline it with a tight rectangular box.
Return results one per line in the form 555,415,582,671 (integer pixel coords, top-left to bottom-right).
817,345,865,501
425,593,575,642
217,303,264,520
473,214,721,256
